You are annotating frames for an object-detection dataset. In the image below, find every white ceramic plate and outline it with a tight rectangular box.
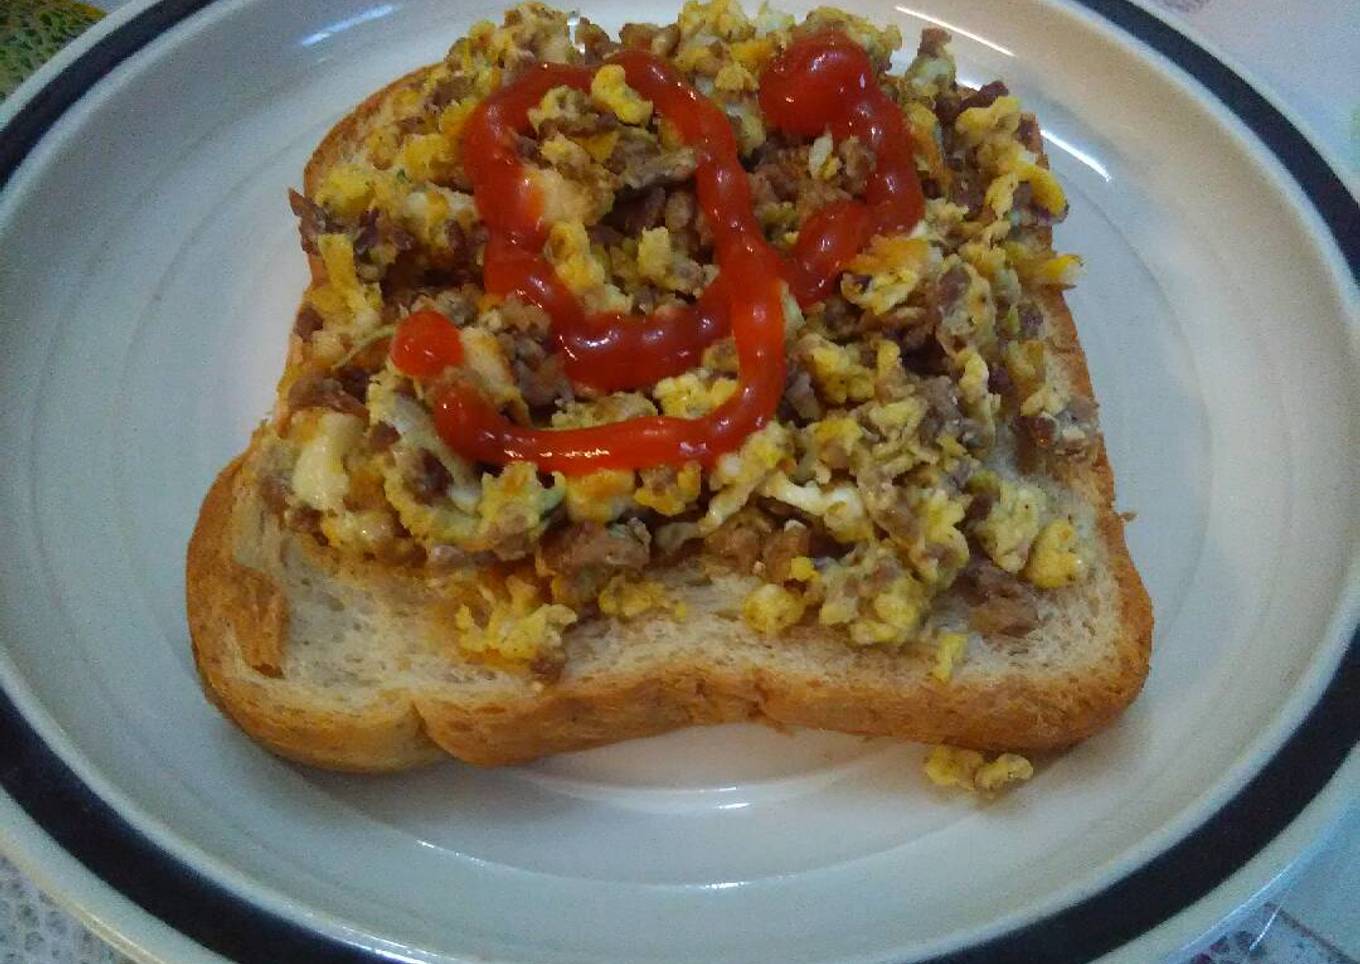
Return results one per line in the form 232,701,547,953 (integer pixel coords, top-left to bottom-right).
0,0,1356,961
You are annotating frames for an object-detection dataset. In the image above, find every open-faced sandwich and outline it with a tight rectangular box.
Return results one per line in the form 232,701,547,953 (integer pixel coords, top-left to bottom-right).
186,0,1151,787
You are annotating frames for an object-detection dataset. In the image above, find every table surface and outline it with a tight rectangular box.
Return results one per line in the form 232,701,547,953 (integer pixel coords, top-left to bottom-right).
1,0,1356,961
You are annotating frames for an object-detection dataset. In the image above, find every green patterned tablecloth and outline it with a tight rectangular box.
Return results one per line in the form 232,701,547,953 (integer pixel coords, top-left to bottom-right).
0,0,104,100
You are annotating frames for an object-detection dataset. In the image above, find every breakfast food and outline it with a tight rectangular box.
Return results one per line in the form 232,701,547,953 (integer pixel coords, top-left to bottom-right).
186,0,1152,774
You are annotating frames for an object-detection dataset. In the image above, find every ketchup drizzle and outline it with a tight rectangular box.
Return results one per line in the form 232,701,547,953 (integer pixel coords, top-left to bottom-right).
761,32,926,303
389,309,464,377
390,32,924,474
462,59,732,395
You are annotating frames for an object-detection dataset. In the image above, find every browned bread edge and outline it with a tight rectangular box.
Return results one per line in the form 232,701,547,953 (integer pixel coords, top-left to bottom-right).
187,445,1151,769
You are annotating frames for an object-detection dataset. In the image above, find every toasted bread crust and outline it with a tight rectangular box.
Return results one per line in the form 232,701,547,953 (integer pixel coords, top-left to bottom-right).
188,449,1151,769
186,51,1152,771
304,68,430,197
188,457,446,772
1039,287,1154,714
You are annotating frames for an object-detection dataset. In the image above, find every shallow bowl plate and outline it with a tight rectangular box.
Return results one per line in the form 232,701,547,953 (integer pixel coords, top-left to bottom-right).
0,0,1356,961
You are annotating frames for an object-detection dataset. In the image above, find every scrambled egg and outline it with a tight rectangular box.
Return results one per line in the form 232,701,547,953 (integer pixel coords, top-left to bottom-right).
930,631,968,682
742,583,806,633
564,469,637,523
924,745,1034,792
799,333,875,404
840,235,937,316
529,85,589,130
291,411,364,512
591,64,653,124
809,544,929,646
316,234,382,333
273,0,1098,675
635,462,703,514
902,486,970,584
807,132,841,180
598,573,686,619
548,222,611,295
954,96,1022,149
456,576,578,661
970,473,1047,574
637,227,706,293
459,326,523,412
700,422,793,533
1025,518,1085,588
762,474,873,543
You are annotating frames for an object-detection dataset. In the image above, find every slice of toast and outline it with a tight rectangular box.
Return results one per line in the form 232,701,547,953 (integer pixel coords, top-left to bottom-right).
186,6,1151,772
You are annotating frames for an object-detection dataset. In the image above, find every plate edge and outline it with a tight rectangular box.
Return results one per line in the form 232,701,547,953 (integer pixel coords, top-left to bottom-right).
0,0,1356,962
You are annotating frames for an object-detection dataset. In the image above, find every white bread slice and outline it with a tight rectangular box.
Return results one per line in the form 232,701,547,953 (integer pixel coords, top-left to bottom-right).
185,61,1152,772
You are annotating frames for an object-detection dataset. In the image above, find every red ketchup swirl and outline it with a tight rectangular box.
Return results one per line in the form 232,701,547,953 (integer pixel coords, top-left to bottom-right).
389,309,464,376
761,32,925,304
389,33,923,474
399,50,785,473
462,61,733,395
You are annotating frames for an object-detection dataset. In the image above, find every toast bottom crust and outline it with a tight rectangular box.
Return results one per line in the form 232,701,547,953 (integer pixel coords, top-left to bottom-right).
187,452,1151,770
